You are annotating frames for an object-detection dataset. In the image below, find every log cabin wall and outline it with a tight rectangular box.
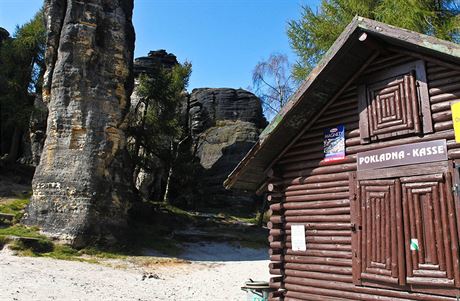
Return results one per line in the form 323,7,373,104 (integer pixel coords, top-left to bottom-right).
266,51,460,301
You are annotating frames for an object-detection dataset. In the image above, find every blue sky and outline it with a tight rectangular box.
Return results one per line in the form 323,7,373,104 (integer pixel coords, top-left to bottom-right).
0,0,319,90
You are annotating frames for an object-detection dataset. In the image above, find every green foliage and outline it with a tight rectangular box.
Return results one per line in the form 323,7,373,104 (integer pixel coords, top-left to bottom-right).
0,198,30,222
128,61,192,201
0,224,45,239
287,0,460,80
0,8,45,161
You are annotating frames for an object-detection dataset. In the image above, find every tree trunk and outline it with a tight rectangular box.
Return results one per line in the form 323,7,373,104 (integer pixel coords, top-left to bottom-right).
5,126,21,163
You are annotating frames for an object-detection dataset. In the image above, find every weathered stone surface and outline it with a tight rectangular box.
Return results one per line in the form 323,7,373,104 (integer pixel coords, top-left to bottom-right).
29,95,48,166
17,95,48,166
188,88,267,208
189,88,266,136
0,27,9,43
133,49,178,77
23,0,135,247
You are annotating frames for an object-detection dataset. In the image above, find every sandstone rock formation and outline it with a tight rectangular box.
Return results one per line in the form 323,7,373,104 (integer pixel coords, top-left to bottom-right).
187,88,267,208
134,49,178,76
23,0,135,247
29,95,48,166
0,27,9,43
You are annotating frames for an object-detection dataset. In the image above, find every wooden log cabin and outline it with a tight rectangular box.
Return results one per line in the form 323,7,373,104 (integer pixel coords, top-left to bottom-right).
225,17,460,300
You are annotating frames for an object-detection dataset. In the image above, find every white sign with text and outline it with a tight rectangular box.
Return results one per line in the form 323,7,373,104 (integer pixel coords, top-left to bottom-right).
291,224,306,251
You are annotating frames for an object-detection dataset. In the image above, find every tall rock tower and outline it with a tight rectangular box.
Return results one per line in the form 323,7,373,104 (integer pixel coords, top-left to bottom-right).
23,0,135,247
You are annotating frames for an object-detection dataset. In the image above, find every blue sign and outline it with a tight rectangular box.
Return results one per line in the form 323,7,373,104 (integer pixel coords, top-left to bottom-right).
324,125,345,162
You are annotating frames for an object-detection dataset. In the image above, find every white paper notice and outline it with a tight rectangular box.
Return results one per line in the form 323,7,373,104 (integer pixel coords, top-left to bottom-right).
291,224,306,251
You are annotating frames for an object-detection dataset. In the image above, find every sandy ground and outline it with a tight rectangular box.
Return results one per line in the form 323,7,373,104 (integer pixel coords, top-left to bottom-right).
0,242,269,301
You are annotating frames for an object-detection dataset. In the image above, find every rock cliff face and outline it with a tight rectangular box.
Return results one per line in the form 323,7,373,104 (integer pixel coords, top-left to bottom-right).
0,27,9,43
133,49,178,76
188,88,267,208
23,0,135,247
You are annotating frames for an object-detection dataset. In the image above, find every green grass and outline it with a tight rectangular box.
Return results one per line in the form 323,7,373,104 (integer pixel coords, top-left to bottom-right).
0,224,45,239
0,198,30,222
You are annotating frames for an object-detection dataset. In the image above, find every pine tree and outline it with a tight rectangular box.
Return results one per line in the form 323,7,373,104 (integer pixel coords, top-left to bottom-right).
287,0,460,81
0,9,45,162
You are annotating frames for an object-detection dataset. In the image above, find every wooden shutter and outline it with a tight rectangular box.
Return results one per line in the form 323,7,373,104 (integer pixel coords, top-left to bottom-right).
401,173,460,288
352,178,405,285
358,60,432,144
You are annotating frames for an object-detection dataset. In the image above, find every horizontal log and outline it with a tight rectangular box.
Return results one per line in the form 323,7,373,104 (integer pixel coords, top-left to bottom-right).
268,183,281,192
284,283,401,301
284,263,352,275
277,172,350,186
269,262,283,270
434,120,453,132
283,199,350,210
314,110,358,126
269,268,284,276
284,274,457,301
270,254,283,261
285,192,350,202
267,222,281,230
310,116,358,131
288,243,351,251
269,228,283,236
284,180,350,192
285,290,353,301
280,156,356,173
432,110,452,123
285,214,350,223
281,163,356,179
406,277,454,286
429,82,460,96
270,241,284,249
448,148,460,159
430,92,460,104
277,152,324,165
286,248,351,259
284,255,351,267
361,272,398,284
284,269,352,283
284,207,350,216
429,75,460,88
270,215,284,224
268,235,279,243
267,194,283,202
428,70,460,81
345,136,361,147
268,248,281,256
431,100,454,113
269,203,283,212
285,235,351,244
412,269,447,278
305,229,351,237
284,222,351,230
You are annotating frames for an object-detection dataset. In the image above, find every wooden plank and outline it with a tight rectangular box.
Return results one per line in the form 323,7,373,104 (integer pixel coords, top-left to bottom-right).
349,172,361,284
445,172,460,287
357,161,448,180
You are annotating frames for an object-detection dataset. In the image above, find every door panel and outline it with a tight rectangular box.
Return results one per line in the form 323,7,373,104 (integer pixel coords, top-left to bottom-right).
400,173,460,288
354,179,405,285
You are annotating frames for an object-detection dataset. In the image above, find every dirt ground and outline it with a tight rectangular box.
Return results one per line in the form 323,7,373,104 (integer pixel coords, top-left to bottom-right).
0,242,270,301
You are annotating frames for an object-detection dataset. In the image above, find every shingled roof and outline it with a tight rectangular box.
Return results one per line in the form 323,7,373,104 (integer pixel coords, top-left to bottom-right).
224,16,460,192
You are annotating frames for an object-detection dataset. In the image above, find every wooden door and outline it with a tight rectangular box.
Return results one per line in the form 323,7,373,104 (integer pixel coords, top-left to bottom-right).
351,172,460,291
352,178,406,286
401,173,460,288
